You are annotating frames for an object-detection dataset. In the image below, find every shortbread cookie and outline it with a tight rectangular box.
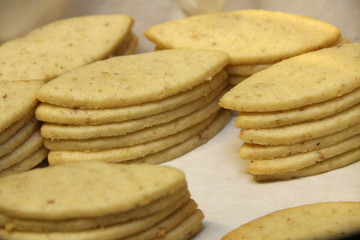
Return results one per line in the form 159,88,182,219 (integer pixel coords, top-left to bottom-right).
223,36,349,77
254,147,360,181
113,201,202,240
0,15,135,82
235,86,360,129
239,123,360,160
239,103,360,145
0,188,189,232
220,43,360,112
44,97,221,151
0,161,186,219
247,134,360,174
37,49,229,108
0,80,43,132
159,209,204,240
0,147,48,178
222,202,360,240
41,85,225,140
35,70,227,125
0,117,39,158
0,110,34,144
0,162,203,240
128,110,232,165
0,199,195,240
0,130,43,171
145,10,340,65
47,113,217,165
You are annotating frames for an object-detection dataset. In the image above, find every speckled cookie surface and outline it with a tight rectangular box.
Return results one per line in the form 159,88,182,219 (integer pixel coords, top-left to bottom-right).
0,15,133,82
145,10,340,65
220,43,360,112
35,70,227,125
0,161,186,220
37,49,228,109
0,80,43,132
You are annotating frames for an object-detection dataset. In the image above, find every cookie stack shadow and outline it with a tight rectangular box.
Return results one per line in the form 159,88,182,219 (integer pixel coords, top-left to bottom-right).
36,49,231,166
0,161,205,239
220,43,360,181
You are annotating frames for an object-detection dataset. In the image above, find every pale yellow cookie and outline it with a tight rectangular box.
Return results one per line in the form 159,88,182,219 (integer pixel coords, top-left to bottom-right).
145,10,340,65
223,37,349,77
239,103,360,145
220,43,360,112
121,201,202,240
0,117,39,158
37,49,229,108
0,130,43,172
47,113,217,165
0,15,134,82
44,96,221,151
235,86,360,129
0,110,34,144
0,80,43,132
35,70,227,125
159,209,204,240
239,123,360,160
0,147,48,178
0,188,189,232
254,147,360,181
0,161,186,220
41,84,225,140
127,110,232,165
247,134,360,174
222,202,360,240
0,199,196,240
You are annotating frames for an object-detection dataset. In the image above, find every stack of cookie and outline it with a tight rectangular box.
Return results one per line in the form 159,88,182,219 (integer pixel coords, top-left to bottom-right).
36,49,231,166
219,43,360,181
144,9,343,86
0,80,47,177
0,161,205,239
0,15,138,175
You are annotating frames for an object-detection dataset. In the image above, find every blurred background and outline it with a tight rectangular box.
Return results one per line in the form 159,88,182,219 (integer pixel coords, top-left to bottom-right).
0,0,359,52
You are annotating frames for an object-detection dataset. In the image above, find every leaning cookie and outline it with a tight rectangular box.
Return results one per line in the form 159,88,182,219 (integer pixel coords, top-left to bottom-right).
145,9,342,85
0,15,137,82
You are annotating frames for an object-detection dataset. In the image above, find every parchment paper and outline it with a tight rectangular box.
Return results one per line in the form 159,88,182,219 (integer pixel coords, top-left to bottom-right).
2,1,359,239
